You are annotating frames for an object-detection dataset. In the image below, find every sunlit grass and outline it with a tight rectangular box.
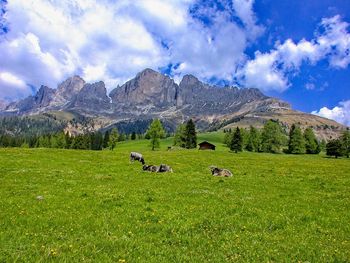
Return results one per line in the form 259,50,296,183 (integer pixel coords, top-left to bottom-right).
0,135,349,262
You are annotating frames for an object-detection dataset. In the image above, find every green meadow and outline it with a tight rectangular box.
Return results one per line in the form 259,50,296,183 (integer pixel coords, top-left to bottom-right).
0,133,349,262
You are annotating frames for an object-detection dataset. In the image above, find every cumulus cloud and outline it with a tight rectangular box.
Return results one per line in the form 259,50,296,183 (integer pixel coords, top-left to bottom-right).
0,0,264,100
1,0,349,100
312,100,350,126
232,0,264,40
239,15,350,92
0,71,32,101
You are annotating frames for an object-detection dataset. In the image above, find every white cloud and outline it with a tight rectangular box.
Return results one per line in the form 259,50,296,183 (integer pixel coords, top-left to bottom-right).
0,0,266,99
240,51,288,92
312,100,350,126
239,15,350,92
0,72,32,101
0,0,349,101
317,15,350,68
232,0,264,40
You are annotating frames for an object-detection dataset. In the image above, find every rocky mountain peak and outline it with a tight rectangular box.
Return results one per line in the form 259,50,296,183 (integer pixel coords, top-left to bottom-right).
180,74,200,87
34,85,55,107
110,68,178,107
56,75,85,99
70,81,111,113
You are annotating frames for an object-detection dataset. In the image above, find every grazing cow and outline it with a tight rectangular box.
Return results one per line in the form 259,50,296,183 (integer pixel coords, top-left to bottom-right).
209,166,233,177
130,152,145,165
143,164,159,172
158,164,173,173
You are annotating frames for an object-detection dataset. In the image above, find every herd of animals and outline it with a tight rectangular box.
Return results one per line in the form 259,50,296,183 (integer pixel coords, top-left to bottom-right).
130,152,233,177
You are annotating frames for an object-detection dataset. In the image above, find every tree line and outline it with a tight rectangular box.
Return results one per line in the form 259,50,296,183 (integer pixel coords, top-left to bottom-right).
0,128,144,150
224,120,350,158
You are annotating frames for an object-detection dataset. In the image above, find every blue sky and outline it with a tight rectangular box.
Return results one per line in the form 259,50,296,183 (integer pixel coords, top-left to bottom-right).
0,0,349,125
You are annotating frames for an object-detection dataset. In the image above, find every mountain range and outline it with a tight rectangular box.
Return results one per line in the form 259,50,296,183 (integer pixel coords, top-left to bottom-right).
0,68,345,139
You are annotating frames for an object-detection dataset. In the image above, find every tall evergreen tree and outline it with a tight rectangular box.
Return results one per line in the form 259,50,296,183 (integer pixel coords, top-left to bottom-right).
91,132,103,150
108,128,119,150
304,128,320,154
246,126,260,152
103,130,110,148
146,119,165,150
131,132,136,140
65,132,72,149
288,124,306,154
326,139,343,158
230,127,243,153
185,119,197,149
261,120,285,153
55,132,66,148
173,124,187,147
71,134,90,150
340,130,350,158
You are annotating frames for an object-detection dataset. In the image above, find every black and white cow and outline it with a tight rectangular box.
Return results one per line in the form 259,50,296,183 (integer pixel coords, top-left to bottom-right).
130,152,145,165
142,164,173,173
158,164,173,173
142,164,159,172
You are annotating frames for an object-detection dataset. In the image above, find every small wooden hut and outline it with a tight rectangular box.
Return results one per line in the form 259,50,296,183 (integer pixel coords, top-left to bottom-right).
198,141,216,150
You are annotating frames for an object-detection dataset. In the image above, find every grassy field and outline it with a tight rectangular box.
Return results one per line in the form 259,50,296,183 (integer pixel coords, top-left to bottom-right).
0,133,349,262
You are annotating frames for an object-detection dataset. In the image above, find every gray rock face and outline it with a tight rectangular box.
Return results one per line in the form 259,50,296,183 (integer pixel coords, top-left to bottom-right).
34,85,55,108
1,69,293,129
176,74,268,115
49,75,85,107
110,68,178,108
0,99,8,111
5,85,55,113
70,81,111,112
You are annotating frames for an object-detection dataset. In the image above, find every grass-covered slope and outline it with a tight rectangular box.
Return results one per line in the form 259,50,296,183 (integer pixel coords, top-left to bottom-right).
0,138,349,262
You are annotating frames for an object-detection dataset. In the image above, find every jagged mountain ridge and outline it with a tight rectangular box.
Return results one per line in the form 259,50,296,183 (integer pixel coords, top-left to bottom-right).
1,68,345,138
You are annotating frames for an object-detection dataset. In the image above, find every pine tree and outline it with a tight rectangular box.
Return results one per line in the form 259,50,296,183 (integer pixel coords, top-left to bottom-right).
246,126,260,152
108,128,119,150
65,132,72,149
146,119,165,150
261,120,286,153
288,124,306,154
131,132,136,140
230,127,243,153
91,132,103,150
304,128,320,154
185,119,197,149
103,130,110,148
118,133,126,142
173,124,186,147
326,139,343,158
340,130,350,158
56,132,66,148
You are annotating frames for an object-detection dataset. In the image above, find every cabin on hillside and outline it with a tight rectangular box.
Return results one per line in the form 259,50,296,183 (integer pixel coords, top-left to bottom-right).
198,141,216,150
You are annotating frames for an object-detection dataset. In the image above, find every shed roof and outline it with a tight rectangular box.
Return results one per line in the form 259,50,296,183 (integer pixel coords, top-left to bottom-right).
198,141,216,147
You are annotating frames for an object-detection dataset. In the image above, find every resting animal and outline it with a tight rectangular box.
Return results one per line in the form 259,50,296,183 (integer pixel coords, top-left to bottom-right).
209,166,233,177
143,164,159,172
142,164,173,173
158,164,173,173
130,152,145,165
